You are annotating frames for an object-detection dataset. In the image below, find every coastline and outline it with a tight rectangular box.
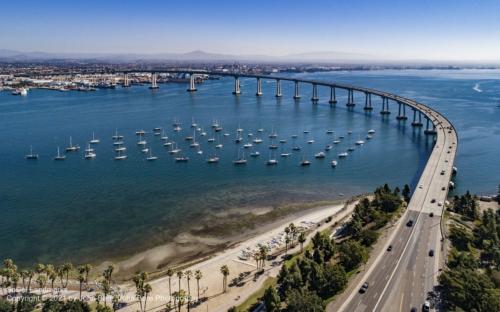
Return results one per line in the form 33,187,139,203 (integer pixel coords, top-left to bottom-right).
97,197,359,280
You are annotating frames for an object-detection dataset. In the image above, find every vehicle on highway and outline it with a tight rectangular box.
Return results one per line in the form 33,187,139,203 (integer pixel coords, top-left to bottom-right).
418,184,423,189
410,308,417,312
429,212,434,217
442,186,446,190
429,249,434,257
430,198,436,203
438,201,443,206
359,282,369,293
423,301,431,311
406,220,414,227
441,170,445,175
387,245,393,252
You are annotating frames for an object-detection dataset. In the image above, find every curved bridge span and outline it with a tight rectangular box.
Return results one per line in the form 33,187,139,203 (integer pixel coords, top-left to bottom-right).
91,69,458,311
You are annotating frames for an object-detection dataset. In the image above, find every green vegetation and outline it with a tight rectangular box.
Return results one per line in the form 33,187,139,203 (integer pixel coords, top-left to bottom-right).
438,192,500,311
235,184,404,312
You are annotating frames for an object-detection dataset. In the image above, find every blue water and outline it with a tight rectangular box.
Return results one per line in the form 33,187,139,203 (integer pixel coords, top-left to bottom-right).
1,69,497,266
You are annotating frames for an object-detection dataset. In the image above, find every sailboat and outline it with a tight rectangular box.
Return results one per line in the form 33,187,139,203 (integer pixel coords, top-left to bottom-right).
266,151,278,165
54,147,66,160
301,154,311,166
169,142,181,154
355,134,365,145
115,146,127,152
112,129,123,140
137,134,147,146
338,152,348,158
146,148,158,161
161,130,168,141
190,131,199,148
85,144,95,153
315,152,326,159
250,150,260,157
65,136,80,152
90,132,100,144
191,117,197,128
114,150,127,160
233,149,247,165
206,155,219,163
25,145,39,160
135,129,146,135
331,160,338,168
84,145,96,159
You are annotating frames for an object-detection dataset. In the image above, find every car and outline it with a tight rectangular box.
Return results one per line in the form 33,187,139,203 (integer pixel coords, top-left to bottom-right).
430,212,434,217
423,301,431,311
387,245,393,252
359,282,369,293
430,198,436,203
438,201,443,206
406,220,414,227
442,186,446,191
440,170,445,175
418,184,423,189
411,308,417,312
429,249,434,257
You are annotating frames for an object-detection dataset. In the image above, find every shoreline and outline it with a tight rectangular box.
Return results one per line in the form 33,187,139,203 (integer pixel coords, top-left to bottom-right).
97,196,360,280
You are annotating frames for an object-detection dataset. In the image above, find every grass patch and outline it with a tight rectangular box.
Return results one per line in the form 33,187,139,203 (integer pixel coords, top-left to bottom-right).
235,277,277,312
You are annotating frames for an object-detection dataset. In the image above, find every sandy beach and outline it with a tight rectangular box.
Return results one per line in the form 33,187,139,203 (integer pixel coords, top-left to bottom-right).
103,199,359,312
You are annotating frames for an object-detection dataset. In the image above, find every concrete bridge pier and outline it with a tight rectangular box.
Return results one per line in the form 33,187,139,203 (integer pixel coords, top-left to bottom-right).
149,73,159,89
293,81,301,99
232,76,241,95
123,74,130,87
396,102,408,120
275,79,282,97
346,89,355,107
424,118,437,135
363,92,373,111
256,78,263,96
329,87,337,105
380,97,391,114
411,109,423,127
187,74,197,92
311,84,319,102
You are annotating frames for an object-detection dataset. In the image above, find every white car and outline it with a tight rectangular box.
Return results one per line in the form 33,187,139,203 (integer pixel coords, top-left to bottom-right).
438,201,443,206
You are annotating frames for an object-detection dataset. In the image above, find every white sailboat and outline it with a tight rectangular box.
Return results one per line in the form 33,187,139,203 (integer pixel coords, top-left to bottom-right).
146,148,158,161
65,136,80,152
25,145,39,160
54,147,65,160
90,132,100,144
114,150,127,160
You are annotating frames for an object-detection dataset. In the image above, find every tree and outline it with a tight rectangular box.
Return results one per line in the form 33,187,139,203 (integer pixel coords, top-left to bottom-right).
298,232,306,253
339,240,369,271
259,245,269,268
176,271,183,293
0,298,13,312
184,270,192,304
36,274,48,296
220,265,229,293
25,270,34,294
262,286,281,312
82,264,92,289
166,268,174,302
194,270,203,302
143,284,152,312
60,262,73,288
99,279,111,307
45,265,57,295
60,300,91,312
285,288,324,312
133,272,148,312
42,299,64,312
402,184,411,203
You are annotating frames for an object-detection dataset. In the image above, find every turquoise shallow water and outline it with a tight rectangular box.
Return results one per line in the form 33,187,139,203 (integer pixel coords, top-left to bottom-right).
0,69,497,266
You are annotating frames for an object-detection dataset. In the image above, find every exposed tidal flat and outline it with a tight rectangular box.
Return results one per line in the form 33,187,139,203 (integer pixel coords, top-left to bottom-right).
1,69,497,274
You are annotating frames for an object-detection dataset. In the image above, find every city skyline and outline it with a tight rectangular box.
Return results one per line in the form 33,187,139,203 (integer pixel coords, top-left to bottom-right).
1,0,500,62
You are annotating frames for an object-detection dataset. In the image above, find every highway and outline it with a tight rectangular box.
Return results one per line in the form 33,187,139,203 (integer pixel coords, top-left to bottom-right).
334,105,457,312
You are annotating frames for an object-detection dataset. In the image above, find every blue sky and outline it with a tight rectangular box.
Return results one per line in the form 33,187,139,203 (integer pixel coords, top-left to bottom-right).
1,0,499,61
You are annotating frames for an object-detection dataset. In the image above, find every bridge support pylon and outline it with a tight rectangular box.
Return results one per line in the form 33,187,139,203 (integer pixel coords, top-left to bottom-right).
363,92,373,111
232,76,241,95
424,118,437,135
275,79,282,97
293,81,301,99
311,84,319,102
380,97,391,114
256,78,262,96
396,102,408,120
329,87,337,105
149,73,159,89
346,89,355,107
187,75,197,92
411,109,423,127
123,74,130,87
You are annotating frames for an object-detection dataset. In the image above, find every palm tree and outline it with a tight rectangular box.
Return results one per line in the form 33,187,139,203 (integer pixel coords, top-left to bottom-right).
289,223,297,243
185,270,192,303
100,279,111,307
194,270,202,302
103,265,114,283
166,268,174,302
36,274,47,296
220,265,229,293
143,283,152,312
133,272,148,312
259,246,269,268
253,253,260,269
83,264,92,288
174,289,187,312
176,271,183,293
285,235,291,255
11,272,19,296
78,273,85,300
298,232,306,253
46,266,57,295
26,269,34,293
61,262,73,288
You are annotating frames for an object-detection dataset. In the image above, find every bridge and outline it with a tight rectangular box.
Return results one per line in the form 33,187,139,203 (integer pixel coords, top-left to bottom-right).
63,68,458,311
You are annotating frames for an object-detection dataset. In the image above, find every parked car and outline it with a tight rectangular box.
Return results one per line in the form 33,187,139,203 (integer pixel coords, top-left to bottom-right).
429,250,434,257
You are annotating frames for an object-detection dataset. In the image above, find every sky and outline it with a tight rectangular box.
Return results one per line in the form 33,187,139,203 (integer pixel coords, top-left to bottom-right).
1,0,499,62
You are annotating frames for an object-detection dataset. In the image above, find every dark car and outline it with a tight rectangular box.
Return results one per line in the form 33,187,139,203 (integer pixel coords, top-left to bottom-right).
410,308,417,312
429,249,434,257
359,282,369,293
430,198,436,203
406,220,414,227
387,245,393,252
429,212,434,217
